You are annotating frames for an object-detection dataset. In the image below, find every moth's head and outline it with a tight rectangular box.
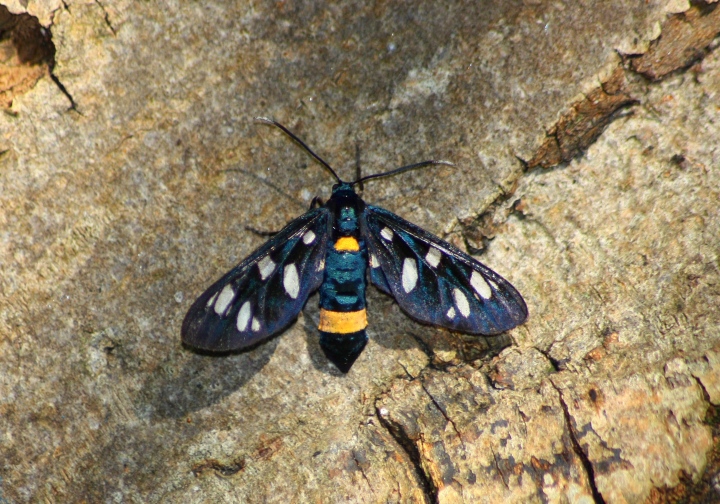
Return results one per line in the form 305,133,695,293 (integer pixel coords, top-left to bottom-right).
331,182,356,195
328,182,363,235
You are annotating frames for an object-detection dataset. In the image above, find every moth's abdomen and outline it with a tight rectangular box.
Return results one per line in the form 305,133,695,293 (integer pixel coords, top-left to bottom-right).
318,236,368,372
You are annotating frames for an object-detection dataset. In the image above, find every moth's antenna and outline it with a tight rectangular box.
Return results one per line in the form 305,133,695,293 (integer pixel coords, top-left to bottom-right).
254,117,343,184
352,159,454,186
355,141,363,192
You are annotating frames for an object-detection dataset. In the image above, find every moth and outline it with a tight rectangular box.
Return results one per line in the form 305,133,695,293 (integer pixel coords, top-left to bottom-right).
182,118,528,372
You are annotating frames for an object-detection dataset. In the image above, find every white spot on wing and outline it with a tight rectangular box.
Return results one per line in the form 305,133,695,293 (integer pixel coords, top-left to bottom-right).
302,230,316,245
206,292,219,308
401,258,418,293
425,247,441,268
446,306,456,319
488,279,499,290
317,259,325,272
236,301,251,331
380,227,394,241
453,288,470,318
258,255,276,280
370,254,380,268
470,271,492,299
251,317,261,332
283,263,300,299
214,284,235,315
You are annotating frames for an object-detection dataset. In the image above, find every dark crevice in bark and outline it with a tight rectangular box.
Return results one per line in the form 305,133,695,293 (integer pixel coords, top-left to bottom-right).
455,163,525,257
551,381,607,504
352,450,375,494
514,154,529,172
376,407,438,504
489,446,509,489
420,382,464,446
191,457,246,477
48,72,78,111
691,374,712,404
406,332,435,363
533,346,561,372
94,0,117,35
397,360,416,380
407,331,458,373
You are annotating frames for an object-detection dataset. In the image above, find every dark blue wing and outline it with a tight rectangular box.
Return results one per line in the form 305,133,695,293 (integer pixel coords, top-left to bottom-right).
182,208,330,351
363,205,527,335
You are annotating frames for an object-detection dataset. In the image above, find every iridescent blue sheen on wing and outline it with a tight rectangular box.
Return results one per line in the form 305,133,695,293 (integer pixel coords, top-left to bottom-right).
181,208,329,352
363,205,527,335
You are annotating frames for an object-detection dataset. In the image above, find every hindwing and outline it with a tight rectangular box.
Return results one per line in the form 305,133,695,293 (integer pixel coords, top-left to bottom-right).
364,205,527,335
182,208,330,351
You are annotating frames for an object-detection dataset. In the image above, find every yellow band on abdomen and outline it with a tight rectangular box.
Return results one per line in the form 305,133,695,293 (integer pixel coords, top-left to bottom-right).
318,309,368,334
334,236,360,251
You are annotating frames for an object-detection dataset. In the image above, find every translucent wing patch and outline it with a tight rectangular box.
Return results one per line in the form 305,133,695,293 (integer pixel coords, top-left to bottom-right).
364,205,527,334
182,208,330,351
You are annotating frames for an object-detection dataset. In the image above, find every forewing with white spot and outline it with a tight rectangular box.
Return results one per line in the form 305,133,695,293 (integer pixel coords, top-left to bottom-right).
182,208,330,351
363,205,527,334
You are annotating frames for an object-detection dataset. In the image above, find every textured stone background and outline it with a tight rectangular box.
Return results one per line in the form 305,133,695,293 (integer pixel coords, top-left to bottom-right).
0,0,718,502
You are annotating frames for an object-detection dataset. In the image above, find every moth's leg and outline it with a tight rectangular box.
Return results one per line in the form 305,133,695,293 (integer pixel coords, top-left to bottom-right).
246,197,324,237
309,196,324,209
244,226,279,237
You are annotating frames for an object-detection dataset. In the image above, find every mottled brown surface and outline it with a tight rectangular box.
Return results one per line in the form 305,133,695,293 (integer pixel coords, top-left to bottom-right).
631,1,720,80
0,6,54,107
526,68,637,170
0,0,718,503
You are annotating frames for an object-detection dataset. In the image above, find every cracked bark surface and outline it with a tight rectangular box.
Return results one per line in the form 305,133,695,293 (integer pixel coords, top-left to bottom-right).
1,0,719,503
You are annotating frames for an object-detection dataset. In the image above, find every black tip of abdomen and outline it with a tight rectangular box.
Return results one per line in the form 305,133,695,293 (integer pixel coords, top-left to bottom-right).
319,330,368,373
